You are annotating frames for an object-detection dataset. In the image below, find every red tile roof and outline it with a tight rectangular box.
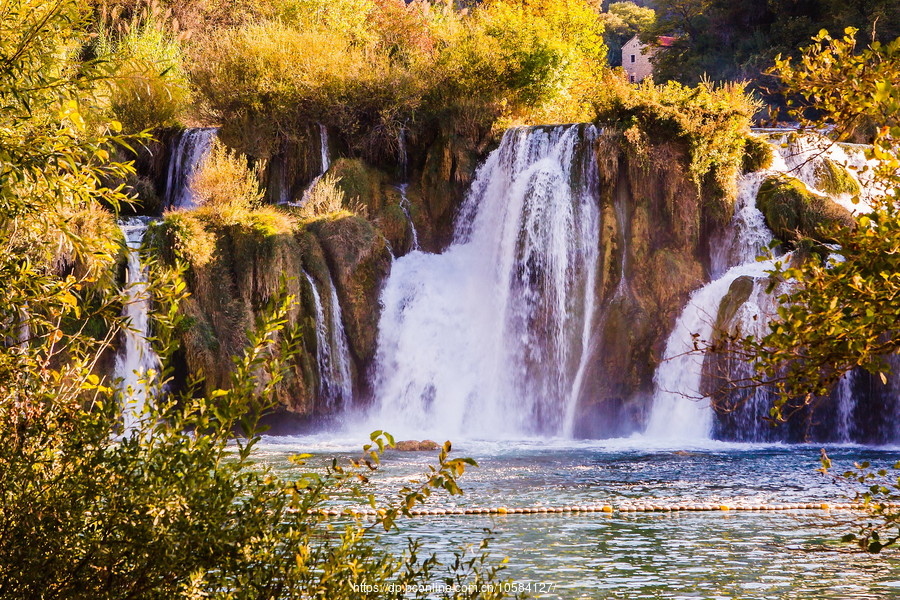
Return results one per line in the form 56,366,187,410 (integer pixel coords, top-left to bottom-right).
658,36,676,47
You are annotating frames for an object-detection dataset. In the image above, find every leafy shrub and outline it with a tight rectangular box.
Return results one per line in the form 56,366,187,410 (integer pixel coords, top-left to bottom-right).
1,3,517,597
190,140,263,222
189,0,609,161
296,173,347,220
98,18,191,132
742,134,774,173
594,74,761,207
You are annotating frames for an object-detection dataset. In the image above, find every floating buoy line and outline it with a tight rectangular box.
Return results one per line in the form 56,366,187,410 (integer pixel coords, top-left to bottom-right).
310,502,900,517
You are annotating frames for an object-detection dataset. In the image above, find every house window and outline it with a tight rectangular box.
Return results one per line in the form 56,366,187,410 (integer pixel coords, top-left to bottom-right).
630,74,635,83
630,54,636,63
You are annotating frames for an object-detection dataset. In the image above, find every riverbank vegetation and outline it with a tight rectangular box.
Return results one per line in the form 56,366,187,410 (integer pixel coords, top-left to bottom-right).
0,1,518,596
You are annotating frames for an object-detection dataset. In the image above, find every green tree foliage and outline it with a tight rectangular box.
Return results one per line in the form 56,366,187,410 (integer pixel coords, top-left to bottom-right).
645,0,900,86
601,1,656,66
0,0,519,594
740,29,900,415
734,29,900,552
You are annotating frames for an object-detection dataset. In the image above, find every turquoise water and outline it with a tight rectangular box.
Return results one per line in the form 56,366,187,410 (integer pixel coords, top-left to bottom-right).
254,436,900,599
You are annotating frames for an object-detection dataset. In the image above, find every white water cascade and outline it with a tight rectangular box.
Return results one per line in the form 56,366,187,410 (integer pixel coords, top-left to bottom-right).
647,132,880,441
295,124,331,206
647,133,783,440
164,128,218,210
304,270,353,410
645,260,778,440
114,218,160,434
372,125,601,438
397,184,420,251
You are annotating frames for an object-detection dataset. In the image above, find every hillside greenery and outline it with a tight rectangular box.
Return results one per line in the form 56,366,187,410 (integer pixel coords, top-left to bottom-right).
645,0,900,89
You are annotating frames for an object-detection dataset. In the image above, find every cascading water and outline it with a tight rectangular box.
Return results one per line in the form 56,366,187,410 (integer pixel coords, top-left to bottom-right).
164,128,218,210
649,132,880,441
645,260,777,440
115,217,160,434
397,184,419,251
303,270,353,410
318,123,330,174
295,124,331,206
372,125,601,438
398,126,408,181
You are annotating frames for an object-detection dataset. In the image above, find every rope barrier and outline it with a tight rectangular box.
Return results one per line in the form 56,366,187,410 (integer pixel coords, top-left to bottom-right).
313,502,900,517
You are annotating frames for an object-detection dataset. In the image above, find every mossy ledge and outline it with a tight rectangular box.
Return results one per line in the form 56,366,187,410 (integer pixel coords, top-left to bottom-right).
756,175,855,246
814,158,861,196
148,207,391,419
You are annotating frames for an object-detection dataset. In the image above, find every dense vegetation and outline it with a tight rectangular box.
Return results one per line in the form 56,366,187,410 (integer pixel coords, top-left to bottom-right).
727,28,900,552
645,0,900,87
3,2,900,598
0,1,521,596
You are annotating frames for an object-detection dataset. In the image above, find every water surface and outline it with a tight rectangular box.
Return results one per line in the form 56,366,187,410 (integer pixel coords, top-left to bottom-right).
254,436,900,599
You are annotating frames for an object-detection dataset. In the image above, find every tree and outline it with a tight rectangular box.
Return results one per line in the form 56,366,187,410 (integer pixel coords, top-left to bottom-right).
0,0,519,594
601,1,656,66
738,28,900,552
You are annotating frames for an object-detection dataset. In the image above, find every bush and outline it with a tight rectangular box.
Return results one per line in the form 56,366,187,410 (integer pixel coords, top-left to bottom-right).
98,18,191,132
190,140,263,222
594,75,761,207
1,3,517,597
295,173,346,220
189,0,609,161
742,134,774,173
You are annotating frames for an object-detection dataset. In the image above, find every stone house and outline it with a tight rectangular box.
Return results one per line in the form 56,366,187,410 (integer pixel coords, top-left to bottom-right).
622,35,675,83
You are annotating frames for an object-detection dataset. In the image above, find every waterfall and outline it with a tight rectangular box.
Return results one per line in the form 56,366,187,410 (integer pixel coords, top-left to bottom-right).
372,125,601,438
114,217,160,434
398,126,408,181
765,131,876,214
834,370,857,442
303,270,353,410
294,124,331,207
318,123,330,173
649,132,883,441
647,132,783,440
397,184,419,251
645,260,777,440
709,171,776,278
163,128,218,211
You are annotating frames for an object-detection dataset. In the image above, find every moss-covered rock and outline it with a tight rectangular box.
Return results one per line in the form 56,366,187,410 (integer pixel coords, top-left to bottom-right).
150,208,333,417
307,214,392,374
742,135,774,173
419,131,483,250
573,135,708,437
814,158,861,196
330,158,388,213
757,175,855,245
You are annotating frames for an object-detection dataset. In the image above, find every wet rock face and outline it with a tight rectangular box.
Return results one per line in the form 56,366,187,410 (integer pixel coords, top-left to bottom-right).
307,215,392,378
572,137,722,438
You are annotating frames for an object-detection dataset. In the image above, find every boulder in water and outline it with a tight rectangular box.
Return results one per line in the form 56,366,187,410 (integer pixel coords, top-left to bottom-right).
393,440,439,452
